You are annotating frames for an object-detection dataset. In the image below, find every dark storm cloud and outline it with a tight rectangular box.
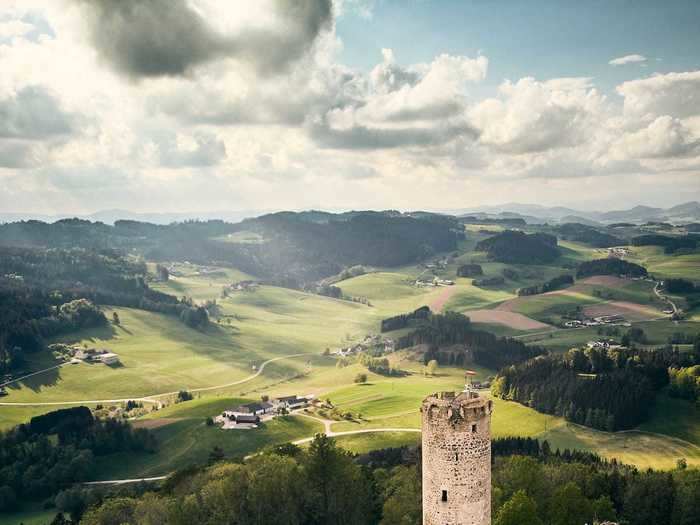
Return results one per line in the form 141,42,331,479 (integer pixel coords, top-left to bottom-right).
76,0,333,79
0,86,73,139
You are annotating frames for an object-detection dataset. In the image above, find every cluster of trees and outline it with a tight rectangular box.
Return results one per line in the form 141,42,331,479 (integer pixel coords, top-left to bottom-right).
380,306,430,333
0,293,107,374
0,245,221,373
631,234,698,254
664,278,697,294
576,258,647,278
492,346,694,430
456,263,483,277
555,223,623,248
668,366,700,402
51,436,700,525
358,354,404,377
73,435,378,525
518,274,574,296
476,231,560,264
0,407,156,512
393,311,543,370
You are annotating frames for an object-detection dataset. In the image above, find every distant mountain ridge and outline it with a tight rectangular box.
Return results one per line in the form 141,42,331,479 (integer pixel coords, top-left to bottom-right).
457,201,700,225
2,201,699,226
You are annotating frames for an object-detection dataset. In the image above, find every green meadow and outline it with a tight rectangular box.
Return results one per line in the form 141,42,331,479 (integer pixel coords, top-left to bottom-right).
3,235,700,474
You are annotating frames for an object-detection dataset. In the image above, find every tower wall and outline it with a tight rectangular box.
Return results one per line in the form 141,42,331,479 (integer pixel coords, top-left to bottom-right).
421,391,493,525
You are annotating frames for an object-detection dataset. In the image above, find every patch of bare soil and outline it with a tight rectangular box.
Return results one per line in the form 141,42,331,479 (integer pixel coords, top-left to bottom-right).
582,301,661,321
578,275,629,288
430,286,459,312
465,309,551,330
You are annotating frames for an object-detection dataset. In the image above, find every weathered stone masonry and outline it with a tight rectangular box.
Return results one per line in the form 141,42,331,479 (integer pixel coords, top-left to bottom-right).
421,390,493,525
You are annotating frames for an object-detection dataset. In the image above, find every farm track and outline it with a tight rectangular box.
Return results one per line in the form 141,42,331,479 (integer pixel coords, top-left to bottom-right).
0,353,313,407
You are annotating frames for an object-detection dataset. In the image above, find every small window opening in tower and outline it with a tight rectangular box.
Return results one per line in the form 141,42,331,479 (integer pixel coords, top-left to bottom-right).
441,490,448,502
455,452,459,461
471,424,477,433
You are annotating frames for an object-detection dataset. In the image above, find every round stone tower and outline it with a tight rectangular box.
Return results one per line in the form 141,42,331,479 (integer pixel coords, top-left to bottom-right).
421,389,493,525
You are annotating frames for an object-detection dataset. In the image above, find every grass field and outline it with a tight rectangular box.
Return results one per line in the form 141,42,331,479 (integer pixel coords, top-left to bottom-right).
626,246,700,280
97,397,324,479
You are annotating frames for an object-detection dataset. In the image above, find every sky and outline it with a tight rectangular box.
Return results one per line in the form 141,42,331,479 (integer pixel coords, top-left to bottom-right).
1,0,699,215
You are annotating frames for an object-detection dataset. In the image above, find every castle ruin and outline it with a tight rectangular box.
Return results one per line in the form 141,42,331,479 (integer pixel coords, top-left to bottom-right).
421,389,493,525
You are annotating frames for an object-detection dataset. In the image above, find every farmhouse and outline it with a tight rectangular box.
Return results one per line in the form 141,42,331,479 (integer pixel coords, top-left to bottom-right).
232,402,273,415
98,352,120,365
273,395,311,411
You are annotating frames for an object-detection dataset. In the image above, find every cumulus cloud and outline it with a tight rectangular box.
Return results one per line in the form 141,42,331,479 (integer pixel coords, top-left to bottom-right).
611,116,700,159
469,77,605,154
75,0,332,79
309,50,486,149
609,54,647,66
617,70,700,118
0,86,74,139
156,132,228,168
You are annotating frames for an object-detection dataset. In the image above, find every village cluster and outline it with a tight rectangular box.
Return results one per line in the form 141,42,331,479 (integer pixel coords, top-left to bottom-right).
563,314,630,328
331,334,396,358
214,394,314,429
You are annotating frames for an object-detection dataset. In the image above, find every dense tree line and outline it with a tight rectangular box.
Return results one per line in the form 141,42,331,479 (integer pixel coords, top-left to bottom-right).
456,263,484,277
0,293,107,374
0,408,156,512
0,213,462,284
47,436,700,525
576,258,647,278
476,231,560,264
664,278,697,294
380,306,431,332
555,223,623,248
631,234,698,254
392,311,544,370
492,346,694,430
518,274,574,296
0,246,212,372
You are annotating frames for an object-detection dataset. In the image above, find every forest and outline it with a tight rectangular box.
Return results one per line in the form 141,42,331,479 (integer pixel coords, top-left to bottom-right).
475,231,560,264
0,212,462,283
0,247,207,374
492,345,698,431
517,274,574,296
554,223,623,248
392,311,544,370
576,258,647,278
631,234,698,254
0,407,156,512
41,435,700,525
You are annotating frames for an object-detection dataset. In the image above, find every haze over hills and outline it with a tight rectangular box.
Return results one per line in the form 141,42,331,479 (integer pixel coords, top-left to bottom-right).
456,201,700,225
4,201,699,226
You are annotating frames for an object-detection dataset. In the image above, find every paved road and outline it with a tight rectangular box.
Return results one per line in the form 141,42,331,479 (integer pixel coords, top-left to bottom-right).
0,353,312,407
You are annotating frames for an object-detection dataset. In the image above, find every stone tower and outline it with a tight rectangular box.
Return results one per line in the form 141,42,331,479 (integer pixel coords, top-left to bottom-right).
421,389,493,525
